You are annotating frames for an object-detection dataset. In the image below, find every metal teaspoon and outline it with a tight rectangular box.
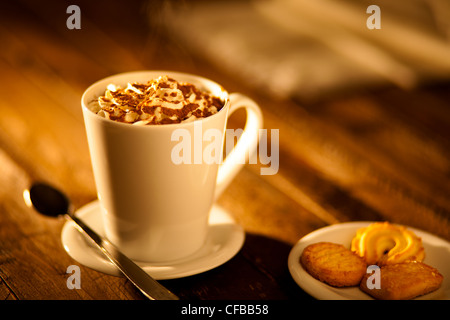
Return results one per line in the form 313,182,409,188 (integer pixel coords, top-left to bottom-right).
24,182,179,300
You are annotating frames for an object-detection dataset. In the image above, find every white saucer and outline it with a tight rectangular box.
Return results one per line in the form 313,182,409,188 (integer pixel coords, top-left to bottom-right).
288,222,450,300
61,200,245,280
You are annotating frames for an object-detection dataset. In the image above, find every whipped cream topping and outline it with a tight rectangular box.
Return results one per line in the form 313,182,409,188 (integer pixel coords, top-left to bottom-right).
88,76,224,125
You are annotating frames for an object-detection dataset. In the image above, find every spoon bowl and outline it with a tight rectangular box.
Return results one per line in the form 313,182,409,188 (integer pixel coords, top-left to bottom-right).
25,183,71,218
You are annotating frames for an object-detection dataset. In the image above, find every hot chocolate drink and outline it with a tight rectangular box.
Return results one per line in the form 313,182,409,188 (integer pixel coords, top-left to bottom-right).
81,70,262,262
88,75,224,125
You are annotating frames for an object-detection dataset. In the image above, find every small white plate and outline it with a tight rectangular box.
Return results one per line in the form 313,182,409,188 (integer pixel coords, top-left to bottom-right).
61,200,245,280
288,222,450,300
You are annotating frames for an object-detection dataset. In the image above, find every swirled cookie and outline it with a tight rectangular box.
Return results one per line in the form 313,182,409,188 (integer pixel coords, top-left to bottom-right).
351,222,425,266
301,242,367,287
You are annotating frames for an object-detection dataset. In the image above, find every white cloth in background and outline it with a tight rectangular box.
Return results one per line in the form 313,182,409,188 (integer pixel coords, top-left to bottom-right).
160,0,450,100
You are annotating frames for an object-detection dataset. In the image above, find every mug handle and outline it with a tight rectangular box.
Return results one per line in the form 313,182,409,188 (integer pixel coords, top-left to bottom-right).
215,93,263,199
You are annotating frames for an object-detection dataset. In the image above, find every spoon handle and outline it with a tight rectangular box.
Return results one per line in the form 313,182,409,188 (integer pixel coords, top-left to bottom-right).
69,215,179,300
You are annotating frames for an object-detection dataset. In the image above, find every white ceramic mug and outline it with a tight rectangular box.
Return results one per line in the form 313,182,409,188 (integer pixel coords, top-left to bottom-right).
81,71,263,262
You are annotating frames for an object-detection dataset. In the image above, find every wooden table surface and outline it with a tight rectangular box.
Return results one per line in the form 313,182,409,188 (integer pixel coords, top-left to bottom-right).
0,0,449,301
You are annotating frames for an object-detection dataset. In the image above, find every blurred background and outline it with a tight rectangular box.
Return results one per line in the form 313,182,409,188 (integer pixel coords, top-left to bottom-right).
159,0,450,101
3,0,450,100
